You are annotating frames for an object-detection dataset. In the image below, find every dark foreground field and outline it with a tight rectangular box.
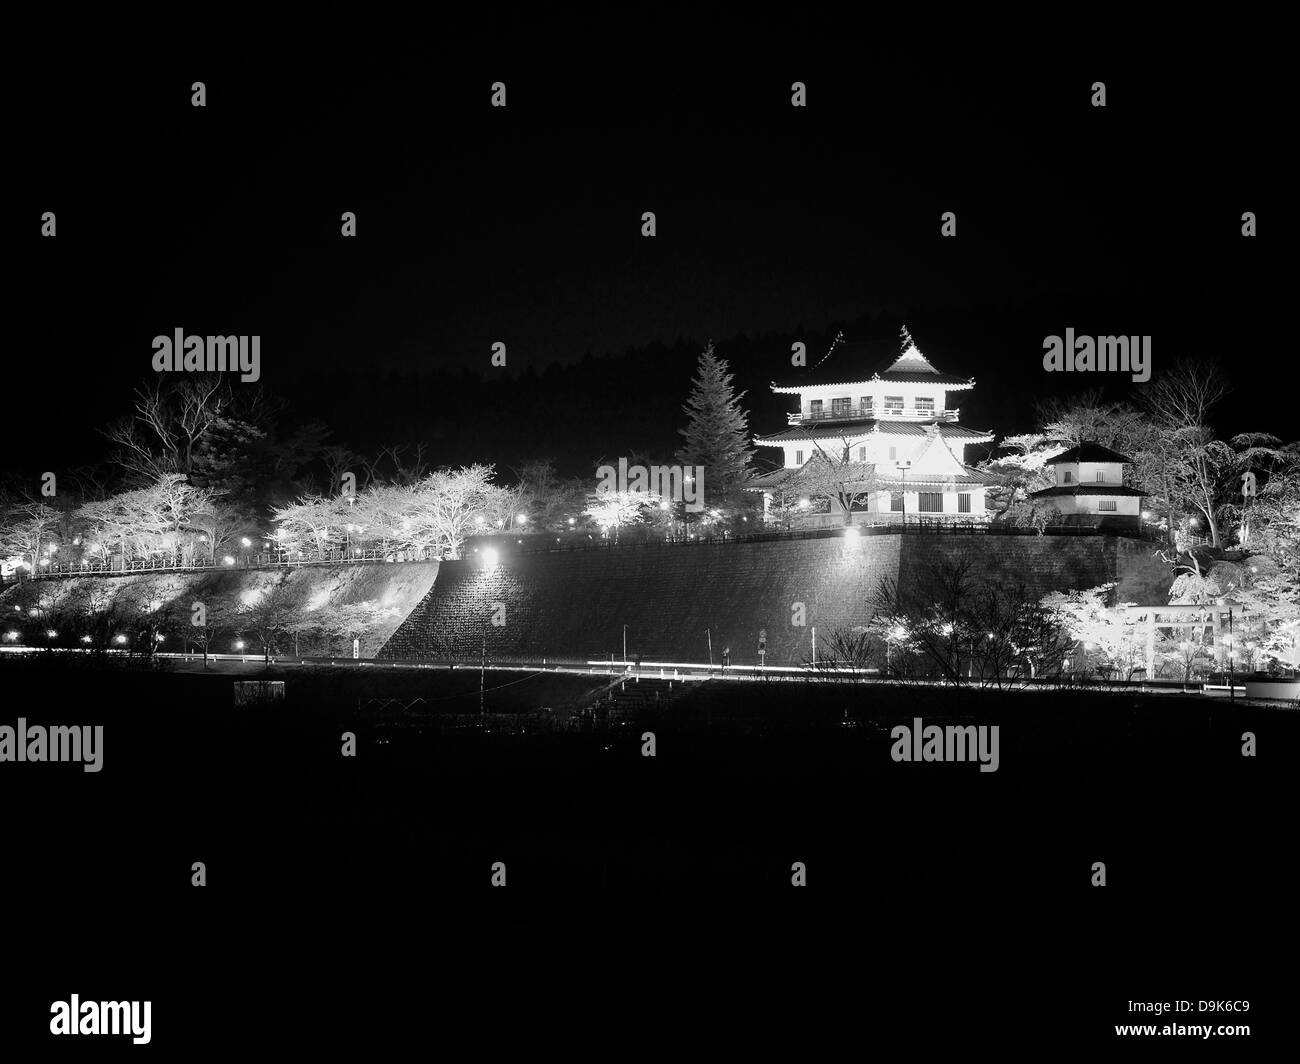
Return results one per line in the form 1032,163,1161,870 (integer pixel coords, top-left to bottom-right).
3,657,1294,1050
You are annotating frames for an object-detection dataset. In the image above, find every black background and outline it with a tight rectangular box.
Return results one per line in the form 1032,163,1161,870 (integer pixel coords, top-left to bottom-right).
4,23,1290,1055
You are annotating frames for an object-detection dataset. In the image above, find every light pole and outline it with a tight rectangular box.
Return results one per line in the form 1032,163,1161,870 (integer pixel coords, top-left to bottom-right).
623,624,628,665
896,460,912,528
1228,606,1235,705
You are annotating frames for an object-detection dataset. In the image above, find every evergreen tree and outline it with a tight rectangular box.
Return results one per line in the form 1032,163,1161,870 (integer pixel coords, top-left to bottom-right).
675,343,756,510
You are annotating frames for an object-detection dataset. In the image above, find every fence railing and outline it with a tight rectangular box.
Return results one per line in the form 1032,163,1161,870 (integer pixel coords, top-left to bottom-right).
3,522,1171,585
789,407,959,425
17,546,441,581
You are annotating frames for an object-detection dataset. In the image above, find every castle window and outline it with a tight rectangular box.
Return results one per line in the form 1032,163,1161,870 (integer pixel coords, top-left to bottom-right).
860,396,873,413
915,397,935,415
858,447,867,462
888,446,897,461
890,492,904,512
884,396,904,415
809,400,823,418
832,397,851,416
795,450,804,466
1063,470,1074,484
1096,471,1105,482
1097,500,1117,512
958,493,971,513
918,492,943,513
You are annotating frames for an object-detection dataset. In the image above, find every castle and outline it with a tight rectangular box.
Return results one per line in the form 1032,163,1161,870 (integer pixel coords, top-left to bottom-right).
750,328,993,526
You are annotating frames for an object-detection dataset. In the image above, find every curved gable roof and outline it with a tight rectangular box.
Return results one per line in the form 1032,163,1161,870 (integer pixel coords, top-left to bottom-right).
772,327,975,392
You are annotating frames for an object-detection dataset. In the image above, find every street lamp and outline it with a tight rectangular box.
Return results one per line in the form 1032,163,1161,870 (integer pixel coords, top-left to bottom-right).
895,460,912,527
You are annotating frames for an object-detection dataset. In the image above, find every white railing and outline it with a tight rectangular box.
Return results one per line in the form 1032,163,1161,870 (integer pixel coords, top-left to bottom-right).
788,407,958,425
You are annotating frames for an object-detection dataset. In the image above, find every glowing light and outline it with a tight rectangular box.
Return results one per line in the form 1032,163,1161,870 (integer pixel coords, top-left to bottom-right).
659,501,669,511
844,527,860,541
39,558,49,567
517,514,528,525
155,634,165,642
482,548,499,568
890,626,907,641
241,537,252,547
80,635,92,644
3,631,18,641
222,556,235,566
114,635,127,645
46,629,58,638
234,640,246,650
568,518,576,526
797,499,810,510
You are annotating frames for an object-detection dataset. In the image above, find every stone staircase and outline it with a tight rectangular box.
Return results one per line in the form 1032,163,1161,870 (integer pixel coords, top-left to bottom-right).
577,673,699,730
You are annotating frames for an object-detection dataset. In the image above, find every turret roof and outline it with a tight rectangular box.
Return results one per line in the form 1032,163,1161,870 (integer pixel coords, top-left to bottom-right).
772,327,975,392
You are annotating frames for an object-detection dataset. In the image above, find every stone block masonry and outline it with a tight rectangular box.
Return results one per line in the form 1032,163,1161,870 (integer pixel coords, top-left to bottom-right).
379,535,1174,668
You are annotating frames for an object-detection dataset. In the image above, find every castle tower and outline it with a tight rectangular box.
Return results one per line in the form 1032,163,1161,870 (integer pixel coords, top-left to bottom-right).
1029,442,1144,528
750,328,992,525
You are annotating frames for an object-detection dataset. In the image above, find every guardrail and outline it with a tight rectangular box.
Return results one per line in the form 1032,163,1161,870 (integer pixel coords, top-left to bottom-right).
4,523,1170,584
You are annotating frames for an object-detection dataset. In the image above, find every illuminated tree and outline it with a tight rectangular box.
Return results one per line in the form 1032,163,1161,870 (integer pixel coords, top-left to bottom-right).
0,500,62,574
675,343,755,511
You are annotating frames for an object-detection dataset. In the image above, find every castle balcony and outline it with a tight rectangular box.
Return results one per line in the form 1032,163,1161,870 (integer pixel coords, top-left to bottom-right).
787,406,960,426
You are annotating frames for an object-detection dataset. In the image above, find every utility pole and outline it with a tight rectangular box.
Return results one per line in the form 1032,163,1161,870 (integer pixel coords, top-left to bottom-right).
707,628,713,670
811,626,817,666
898,460,912,528
623,624,627,664
480,625,487,716
1228,607,1234,706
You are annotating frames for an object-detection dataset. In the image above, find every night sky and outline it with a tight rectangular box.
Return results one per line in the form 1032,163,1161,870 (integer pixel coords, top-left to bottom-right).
15,40,1283,477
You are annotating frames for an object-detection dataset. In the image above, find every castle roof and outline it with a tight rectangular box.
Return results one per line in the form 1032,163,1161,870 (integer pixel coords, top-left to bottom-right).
1030,484,1145,499
754,420,993,446
772,328,975,393
1045,443,1134,465
747,466,987,491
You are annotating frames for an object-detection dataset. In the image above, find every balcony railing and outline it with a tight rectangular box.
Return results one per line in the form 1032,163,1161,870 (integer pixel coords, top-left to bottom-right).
788,407,959,425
